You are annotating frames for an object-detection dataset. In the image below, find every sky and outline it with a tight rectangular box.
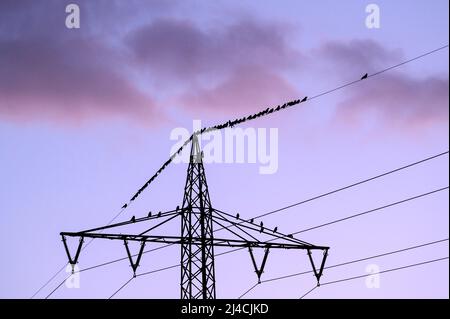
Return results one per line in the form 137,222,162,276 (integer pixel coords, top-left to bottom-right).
0,0,448,299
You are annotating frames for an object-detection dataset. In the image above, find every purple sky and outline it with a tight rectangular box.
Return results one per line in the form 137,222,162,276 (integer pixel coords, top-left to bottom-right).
0,0,448,299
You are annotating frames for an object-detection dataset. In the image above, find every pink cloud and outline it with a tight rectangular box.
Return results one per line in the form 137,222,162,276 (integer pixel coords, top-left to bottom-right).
178,65,299,114
336,74,449,131
0,1,161,125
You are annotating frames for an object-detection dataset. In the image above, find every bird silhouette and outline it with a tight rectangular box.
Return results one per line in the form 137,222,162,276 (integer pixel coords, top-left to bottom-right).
130,216,135,223
287,234,293,238
176,205,180,211
148,211,152,217
236,213,240,219
260,226,264,233
260,221,263,227
273,227,278,233
157,211,162,217
121,203,127,209
301,96,308,102
361,73,368,80
250,218,254,223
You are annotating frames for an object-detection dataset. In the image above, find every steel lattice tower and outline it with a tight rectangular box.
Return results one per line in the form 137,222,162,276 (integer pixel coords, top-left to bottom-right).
180,134,216,299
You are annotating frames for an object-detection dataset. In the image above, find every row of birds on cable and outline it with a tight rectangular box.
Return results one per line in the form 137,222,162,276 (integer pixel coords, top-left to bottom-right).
235,213,283,234
121,73,372,209
122,96,309,208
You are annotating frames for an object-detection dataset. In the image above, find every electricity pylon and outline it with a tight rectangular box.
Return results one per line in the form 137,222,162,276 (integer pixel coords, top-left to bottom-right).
60,133,329,299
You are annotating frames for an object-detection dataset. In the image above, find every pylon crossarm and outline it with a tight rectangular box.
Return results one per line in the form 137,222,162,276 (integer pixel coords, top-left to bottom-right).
213,208,314,246
61,235,84,272
78,209,179,234
307,248,329,285
212,210,262,242
138,212,181,236
60,232,328,250
211,215,258,242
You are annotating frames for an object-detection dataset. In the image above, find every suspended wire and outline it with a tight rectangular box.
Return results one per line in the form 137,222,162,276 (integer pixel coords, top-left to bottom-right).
292,186,448,235
108,277,135,299
296,257,449,298
236,239,449,299
244,151,449,222
238,282,260,299
261,238,449,283
31,206,127,299
214,186,449,257
321,257,449,287
299,285,318,299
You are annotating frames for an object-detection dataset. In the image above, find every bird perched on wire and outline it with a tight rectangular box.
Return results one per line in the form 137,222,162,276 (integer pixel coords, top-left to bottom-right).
260,221,263,227
361,73,368,80
273,226,278,233
236,213,240,219
249,218,254,223
148,211,152,217
130,216,136,223
300,96,308,102
157,211,162,217
121,203,128,209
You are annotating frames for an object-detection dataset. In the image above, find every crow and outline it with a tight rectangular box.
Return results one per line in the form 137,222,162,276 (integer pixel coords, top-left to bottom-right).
273,227,278,233
361,73,368,80
300,96,308,102
130,216,136,223
236,213,240,219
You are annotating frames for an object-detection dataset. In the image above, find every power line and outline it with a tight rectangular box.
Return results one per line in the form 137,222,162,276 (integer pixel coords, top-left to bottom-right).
246,151,449,222
262,238,449,283
320,257,449,287
292,186,448,235
109,277,135,299
237,239,449,299
299,285,317,299
238,283,260,299
215,186,449,257
31,206,128,298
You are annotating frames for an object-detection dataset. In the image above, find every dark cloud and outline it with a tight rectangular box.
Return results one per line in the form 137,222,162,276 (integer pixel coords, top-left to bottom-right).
0,0,160,125
179,65,298,114
125,18,301,82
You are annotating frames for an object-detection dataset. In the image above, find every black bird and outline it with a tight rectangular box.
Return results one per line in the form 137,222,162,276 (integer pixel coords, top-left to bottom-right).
287,234,293,238
236,213,240,219
130,216,136,223
121,203,128,209
260,221,263,227
176,205,180,211
361,73,368,80
158,211,162,217
300,96,308,102
250,218,254,223
148,211,152,217
273,226,278,233
260,226,264,233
